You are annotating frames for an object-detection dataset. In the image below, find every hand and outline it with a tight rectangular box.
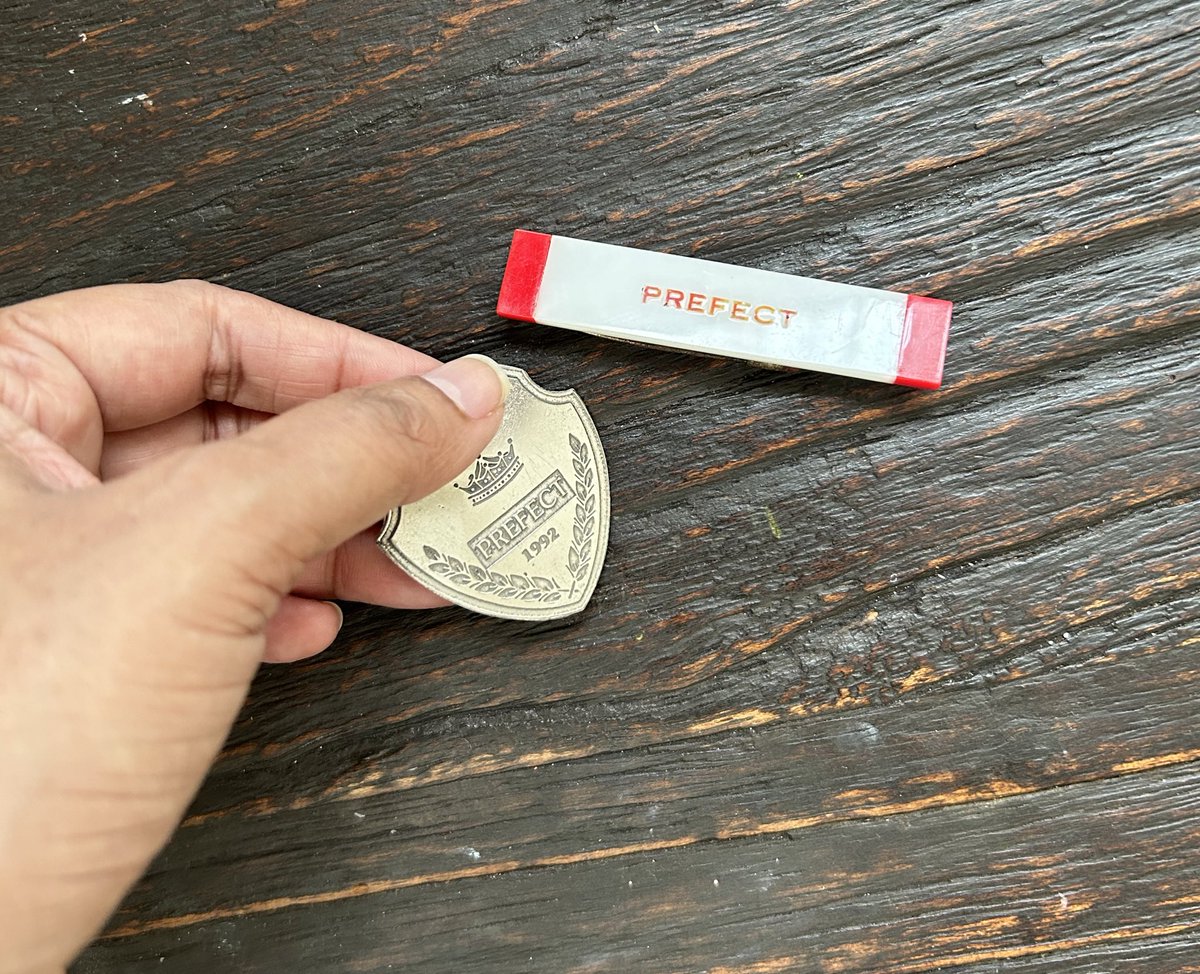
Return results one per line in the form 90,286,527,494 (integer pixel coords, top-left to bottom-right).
0,281,507,973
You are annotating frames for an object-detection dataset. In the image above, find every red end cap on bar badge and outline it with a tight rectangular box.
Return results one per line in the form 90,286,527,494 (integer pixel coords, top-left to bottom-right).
496,229,552,323
895,295,954,390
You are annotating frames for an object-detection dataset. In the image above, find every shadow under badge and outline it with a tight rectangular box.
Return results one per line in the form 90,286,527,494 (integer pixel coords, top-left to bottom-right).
377,365,610,621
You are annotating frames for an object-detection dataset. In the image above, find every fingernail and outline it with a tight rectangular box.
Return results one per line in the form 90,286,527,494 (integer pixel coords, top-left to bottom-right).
421,354,509,419
324,601,344,633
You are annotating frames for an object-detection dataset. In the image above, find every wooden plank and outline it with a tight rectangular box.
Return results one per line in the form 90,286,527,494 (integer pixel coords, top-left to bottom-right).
80,671,1200,970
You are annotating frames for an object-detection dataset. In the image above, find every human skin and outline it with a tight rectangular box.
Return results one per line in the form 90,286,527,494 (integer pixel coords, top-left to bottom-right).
0,280,508,973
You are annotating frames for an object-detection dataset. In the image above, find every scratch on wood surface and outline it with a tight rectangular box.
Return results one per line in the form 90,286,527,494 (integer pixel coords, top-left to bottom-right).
688,708,778,734
720,781,1032,840
877,919,1200,972
707,959,796,974
1112,748,1200,775
573,42,758,122
45,17,137,57
897,663,941,693
105,834,705,939
1157,892,1200,908
928,914,1024,949
46,180,176,230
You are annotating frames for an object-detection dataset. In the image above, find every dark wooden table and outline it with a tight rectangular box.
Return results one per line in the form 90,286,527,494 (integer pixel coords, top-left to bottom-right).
4,0,1199,970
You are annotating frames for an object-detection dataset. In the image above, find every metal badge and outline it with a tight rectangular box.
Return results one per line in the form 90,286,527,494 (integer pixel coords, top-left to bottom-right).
377,365,610,621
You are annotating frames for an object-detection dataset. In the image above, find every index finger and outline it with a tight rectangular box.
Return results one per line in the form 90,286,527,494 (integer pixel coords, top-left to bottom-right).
6,280,440,433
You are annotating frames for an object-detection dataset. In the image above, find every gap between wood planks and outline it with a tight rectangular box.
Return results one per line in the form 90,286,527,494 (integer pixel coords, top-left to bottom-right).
702,922,1200,974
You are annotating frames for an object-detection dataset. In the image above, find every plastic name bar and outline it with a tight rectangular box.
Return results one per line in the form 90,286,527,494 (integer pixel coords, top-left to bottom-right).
497,230,953,389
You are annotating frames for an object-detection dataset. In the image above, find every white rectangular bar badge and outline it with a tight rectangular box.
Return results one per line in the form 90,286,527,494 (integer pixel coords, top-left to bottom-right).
497,230,952,389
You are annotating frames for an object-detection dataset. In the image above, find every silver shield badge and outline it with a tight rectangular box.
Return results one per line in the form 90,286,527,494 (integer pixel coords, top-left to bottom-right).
377,365,610,621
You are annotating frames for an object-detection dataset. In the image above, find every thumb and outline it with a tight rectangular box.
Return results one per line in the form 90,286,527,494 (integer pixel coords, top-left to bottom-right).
152,354,509,625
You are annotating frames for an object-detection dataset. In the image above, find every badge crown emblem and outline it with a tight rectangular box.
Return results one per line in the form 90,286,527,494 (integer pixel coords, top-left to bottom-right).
455,438,523,505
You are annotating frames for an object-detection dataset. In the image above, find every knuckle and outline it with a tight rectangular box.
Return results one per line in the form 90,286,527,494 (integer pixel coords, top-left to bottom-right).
355,383,456,456
161,278,230,328
0,302,29,339
0,303,46,358
162,278,223,302
0,307,35,394
347,382,472,497
0,305,94,452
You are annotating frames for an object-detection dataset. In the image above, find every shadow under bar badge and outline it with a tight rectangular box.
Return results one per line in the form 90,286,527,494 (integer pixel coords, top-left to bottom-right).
496,230,953,389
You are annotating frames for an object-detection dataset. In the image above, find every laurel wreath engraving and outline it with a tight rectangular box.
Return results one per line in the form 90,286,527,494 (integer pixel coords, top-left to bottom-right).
420,432,597,606
422,546,566,603
568,433,596,598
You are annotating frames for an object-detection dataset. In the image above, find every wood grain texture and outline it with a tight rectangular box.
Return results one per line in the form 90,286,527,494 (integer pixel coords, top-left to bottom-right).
1,0,1198,970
